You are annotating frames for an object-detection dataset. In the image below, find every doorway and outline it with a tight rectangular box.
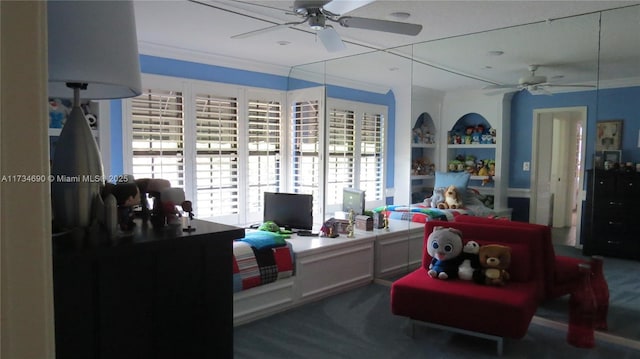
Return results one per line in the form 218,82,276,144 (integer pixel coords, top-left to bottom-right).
530,107,587,247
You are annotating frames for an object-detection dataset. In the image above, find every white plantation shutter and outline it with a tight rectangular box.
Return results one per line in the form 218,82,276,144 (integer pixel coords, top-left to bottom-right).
290,99,321,212
360,111,384,201
125,78,386,225
194,93,239,218
326,106,356,207
325,98,386,212
130,89,185,188
247,99,282,217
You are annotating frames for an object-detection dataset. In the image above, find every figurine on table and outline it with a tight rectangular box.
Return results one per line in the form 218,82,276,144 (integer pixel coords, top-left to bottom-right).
182,200,195,232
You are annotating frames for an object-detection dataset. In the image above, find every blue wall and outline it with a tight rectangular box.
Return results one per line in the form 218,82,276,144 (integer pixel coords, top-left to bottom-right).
509,86,640,189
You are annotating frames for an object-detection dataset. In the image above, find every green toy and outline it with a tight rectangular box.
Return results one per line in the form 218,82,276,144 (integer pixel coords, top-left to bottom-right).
258,221,292,237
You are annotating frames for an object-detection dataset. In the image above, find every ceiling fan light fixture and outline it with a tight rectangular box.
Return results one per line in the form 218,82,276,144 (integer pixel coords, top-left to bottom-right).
308,13,326,30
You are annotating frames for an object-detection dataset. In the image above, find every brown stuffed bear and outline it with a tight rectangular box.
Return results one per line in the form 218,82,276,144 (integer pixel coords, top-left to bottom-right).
477,244,511,286
437,185,463,209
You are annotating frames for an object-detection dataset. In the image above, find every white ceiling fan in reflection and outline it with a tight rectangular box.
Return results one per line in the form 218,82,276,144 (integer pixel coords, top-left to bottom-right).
483,64,596,95
229,0,423,52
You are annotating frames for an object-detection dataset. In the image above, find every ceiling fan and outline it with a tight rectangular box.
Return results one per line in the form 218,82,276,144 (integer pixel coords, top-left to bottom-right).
483,64,596,95
230,0,423,52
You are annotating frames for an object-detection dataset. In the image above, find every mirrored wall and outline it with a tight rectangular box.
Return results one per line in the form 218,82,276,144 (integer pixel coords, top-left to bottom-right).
289,4,640,341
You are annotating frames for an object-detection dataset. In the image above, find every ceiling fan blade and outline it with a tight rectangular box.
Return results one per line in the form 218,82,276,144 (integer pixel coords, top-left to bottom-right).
337,16,422,35
483,84,518,90
317,26,346,52
323,0,375,15
231,19,306,39
527,87,553,96
543,83,596,88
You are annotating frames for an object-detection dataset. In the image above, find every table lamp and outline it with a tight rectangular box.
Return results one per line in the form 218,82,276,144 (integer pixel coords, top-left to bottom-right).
48,1,142,231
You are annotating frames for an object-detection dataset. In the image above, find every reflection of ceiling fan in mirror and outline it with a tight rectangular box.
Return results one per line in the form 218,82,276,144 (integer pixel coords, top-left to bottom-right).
484,65,596,95
229,0,423,52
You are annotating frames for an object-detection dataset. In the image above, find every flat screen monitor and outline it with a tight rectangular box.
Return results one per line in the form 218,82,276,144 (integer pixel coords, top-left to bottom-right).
263,192,313,231
342,188,366,215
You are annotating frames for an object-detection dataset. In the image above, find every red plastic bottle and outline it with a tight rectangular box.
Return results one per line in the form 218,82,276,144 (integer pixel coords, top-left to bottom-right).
590,255,609,331
567,263,596,348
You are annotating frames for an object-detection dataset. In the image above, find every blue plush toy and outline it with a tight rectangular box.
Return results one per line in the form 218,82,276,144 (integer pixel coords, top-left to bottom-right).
426,226,464,279
428,187,446,209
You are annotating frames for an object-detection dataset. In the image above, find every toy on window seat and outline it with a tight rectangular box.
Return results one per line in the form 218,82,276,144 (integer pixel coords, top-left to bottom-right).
427,187,446,209
426,226,464,279
458,240,481,280
258,221,292,238
438,185,463,209
474,244,511,286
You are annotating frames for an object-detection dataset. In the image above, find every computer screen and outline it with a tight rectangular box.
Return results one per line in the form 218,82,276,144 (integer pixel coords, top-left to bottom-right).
342,188,366,215
263,192,313,231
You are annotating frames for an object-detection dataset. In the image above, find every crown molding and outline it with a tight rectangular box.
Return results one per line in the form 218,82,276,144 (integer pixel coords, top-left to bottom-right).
138,41,292,77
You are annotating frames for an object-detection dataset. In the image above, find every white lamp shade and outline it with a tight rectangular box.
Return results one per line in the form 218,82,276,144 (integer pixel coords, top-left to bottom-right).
48,0,142,99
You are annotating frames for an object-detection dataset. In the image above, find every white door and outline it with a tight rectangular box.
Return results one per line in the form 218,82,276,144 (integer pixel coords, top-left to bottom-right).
533,113,554,225
531,107,586,246
551,115,572,227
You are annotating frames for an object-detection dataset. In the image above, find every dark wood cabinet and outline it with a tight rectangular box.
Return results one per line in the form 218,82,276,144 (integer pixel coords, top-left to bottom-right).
53,219,244,359
583,169,640,259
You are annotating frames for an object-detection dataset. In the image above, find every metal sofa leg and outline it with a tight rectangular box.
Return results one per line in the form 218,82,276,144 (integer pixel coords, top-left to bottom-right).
408,319,505,356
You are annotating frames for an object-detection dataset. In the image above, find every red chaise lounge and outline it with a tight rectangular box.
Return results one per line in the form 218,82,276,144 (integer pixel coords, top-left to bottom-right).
390,220,551,355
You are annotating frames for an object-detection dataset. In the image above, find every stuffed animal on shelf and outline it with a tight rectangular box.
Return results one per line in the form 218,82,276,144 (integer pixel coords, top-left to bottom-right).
426,226,464,280
458,240,481,280
438,185,463,209
474,244,511,286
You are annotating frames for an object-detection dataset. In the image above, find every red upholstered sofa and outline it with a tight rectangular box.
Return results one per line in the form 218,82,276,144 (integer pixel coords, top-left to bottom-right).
453,215,585,299
390,220,551,355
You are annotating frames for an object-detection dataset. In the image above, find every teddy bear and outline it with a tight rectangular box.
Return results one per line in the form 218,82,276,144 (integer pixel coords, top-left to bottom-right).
426,226,464,279
474,244,511,286
437,185,463,209
457,240,480,280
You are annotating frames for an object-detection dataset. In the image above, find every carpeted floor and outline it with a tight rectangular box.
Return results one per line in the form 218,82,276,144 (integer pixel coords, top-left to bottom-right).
234,282,640,358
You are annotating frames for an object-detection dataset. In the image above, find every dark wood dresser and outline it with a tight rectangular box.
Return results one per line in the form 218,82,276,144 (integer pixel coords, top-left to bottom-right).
53,219,244,359
582,169,640,259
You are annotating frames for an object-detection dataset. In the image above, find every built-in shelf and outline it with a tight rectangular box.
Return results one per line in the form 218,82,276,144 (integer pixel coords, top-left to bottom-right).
411,143,437,149
447,144,496,149
411,175,435,180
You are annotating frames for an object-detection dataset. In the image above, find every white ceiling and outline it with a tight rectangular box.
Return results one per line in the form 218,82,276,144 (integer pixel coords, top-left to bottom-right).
134,0,640,93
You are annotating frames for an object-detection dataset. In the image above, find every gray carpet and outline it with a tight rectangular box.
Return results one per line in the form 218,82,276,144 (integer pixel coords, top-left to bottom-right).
234,282,640,358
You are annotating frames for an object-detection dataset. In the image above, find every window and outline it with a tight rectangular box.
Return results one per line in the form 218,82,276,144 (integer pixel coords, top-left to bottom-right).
359,110,385,201
324,99,387,214
326,106,356,206
129,89,185,188
246,98,283,220
124,76,385,226
194,93,239,218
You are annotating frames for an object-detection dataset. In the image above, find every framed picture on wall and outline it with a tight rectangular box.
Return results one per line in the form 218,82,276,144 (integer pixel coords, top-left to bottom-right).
596,120,623,151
